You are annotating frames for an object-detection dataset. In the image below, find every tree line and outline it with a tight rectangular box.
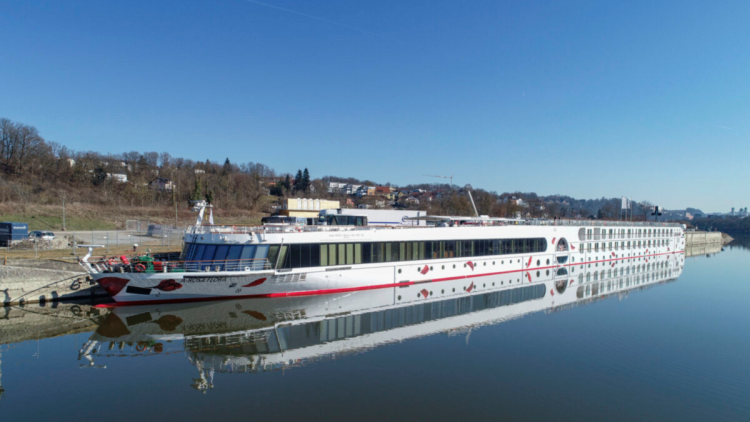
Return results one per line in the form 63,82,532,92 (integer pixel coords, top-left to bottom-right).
1,116,662,220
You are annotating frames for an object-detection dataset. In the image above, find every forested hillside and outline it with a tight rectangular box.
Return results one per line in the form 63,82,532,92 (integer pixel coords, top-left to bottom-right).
2,117,674,229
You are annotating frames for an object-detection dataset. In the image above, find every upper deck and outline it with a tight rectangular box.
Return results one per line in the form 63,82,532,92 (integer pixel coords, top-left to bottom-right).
187,217,684,238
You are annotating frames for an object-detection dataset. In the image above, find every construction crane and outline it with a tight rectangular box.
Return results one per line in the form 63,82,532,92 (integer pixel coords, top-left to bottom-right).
423,173,455,190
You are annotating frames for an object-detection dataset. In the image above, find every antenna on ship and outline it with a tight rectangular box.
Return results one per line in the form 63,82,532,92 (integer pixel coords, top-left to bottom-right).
467,190,480,217
190,200,211,227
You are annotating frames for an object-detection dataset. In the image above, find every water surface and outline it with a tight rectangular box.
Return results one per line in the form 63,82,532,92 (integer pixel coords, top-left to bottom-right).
1,242,748,422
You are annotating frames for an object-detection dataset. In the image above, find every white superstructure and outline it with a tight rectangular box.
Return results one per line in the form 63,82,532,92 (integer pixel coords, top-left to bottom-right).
87,211,686,305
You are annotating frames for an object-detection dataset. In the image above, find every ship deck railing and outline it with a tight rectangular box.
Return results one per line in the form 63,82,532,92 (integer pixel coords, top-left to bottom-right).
187,218,683,236
93,257,272,274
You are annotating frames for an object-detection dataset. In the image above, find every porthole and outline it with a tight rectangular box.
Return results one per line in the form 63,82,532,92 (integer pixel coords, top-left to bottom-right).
398,295,401,300
464,264,467,268
536,271,540,277
416,268,420,272
430,291,433,296
398,269,402,274
483,262,486,266
417,293,420,298
493,261,496,265
430,266,433,271
492,282,495,286
452,288,455,292
463,286,466,291
442,265,445,270
546,270,550,276
536,260,540,266
546,259,550,265
501,281,504,285
502,261,504,264
483,284,485,287
441,289,444,294
453,264,456,269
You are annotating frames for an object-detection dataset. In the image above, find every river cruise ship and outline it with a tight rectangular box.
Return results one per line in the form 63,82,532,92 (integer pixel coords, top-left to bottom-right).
85,204,686,306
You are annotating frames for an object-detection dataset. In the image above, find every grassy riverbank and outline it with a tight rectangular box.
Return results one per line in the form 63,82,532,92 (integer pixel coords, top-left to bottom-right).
0,202,265,231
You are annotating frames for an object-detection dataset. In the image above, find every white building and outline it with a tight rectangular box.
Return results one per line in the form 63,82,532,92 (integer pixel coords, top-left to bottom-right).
106,173,128,183
327,182,347,193
149,177,174,192
344,184,362,195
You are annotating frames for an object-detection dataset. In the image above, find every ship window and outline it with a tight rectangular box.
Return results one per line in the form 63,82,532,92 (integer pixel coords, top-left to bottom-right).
354,243,362,264
191,243,206,265
346,243,355,265
226,245,243,270
202,244,217,262
277,245,289,268
328,244,337,266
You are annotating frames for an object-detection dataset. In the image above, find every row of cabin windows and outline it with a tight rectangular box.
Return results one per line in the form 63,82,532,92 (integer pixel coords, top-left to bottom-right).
581,239,669,253
276,238,547,269
184,238,547,270
581,228,676,241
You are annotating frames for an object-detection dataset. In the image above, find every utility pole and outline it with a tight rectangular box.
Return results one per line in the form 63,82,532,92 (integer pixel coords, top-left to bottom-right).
172,169,178,228
62,193,66,231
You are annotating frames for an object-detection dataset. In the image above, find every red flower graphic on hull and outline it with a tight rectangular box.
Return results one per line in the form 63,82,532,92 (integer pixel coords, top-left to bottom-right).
243,277,267,287
420,265,429,275
97,277,130,297
420,288,429,298
152,279,182,292
466,261,474,271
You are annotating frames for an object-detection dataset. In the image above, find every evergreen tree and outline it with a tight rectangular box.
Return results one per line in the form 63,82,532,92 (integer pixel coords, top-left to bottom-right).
302,168,311,192
205,189,214,205
284,174,292,191
294,169,303,191
191,178,203,201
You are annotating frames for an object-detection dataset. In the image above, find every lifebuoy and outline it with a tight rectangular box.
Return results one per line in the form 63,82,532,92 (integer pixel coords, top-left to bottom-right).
135,343,147,352
134,263,146,272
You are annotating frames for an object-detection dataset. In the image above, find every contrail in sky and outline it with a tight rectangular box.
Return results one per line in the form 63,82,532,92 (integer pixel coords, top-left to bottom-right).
242,0,421,48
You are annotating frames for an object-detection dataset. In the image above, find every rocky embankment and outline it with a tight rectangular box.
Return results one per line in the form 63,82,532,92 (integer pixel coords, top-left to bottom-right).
1,259,106,306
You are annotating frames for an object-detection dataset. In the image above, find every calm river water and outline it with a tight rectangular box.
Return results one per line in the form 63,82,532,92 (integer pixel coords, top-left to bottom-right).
1,241,748,421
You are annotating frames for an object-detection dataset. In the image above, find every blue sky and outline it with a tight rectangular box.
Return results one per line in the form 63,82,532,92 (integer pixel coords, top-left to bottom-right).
1,0,748,213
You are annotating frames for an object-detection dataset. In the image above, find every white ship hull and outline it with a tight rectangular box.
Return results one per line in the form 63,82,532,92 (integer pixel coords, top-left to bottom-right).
91,222,686,305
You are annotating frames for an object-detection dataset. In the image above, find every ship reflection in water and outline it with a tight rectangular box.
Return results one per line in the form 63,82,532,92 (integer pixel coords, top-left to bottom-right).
81,260,684,393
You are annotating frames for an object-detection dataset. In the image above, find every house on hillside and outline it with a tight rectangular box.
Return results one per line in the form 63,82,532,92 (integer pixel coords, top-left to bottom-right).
503,195,526,207
356,186,376,197
149,177,174,192
327,182,347,193
106,173,128,183
344,184,362,195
